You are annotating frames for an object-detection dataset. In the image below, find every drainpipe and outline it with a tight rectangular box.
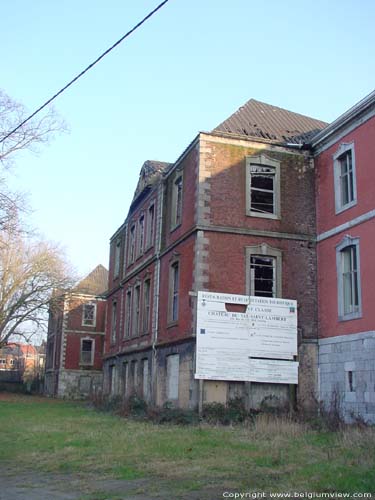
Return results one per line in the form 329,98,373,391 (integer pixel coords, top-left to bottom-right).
151,181,164,406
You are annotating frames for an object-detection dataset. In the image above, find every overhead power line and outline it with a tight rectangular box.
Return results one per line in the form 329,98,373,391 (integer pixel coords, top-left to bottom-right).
0,0,170,145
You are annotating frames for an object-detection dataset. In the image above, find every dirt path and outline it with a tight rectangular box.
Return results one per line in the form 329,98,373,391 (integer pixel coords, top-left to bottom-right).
0,466,225,500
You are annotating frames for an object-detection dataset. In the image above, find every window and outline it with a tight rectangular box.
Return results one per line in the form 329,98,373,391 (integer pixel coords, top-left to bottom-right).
132,285,141,336
138,215,145,256
169,261,180,323
128,225,136,264
250,256,276,297
0,358,6,366
246,244,282,297
80,338,94,365
9,358,14,366
122,362,128,396
131,360,138,395
348,371,355,392
246,154,280,219
142,358,149,401
124,289,132,338
82,303,96,327
333,143,356,213
114,237,121,278
143,279,151,334
146,204,155,248
111,301,117,343
171,175,183,229
166,354,179,400
337,236,361,320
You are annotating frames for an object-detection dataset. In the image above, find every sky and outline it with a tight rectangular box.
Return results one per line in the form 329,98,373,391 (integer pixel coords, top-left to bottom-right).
1,0,374,279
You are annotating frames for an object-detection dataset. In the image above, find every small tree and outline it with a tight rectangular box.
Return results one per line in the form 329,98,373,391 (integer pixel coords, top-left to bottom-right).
0,226,75,347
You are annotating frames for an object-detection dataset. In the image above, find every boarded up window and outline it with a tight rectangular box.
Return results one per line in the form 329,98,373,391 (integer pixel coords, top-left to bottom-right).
142,359,149,400
167,354,179,400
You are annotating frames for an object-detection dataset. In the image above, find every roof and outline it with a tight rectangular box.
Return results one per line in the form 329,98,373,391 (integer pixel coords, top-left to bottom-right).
213,99,328,144
310,89,375,148
4,343,38,356
132,160,171,202
74,264,109,295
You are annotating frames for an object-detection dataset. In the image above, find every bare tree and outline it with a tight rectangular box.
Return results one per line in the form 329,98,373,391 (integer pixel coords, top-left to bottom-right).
0,89,66,231
0,226,75,347
0,89,65,169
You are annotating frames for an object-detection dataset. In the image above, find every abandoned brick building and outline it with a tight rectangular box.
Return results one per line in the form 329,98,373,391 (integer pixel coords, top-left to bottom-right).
103,99,329,411
45,265,108,398
313,90,375,422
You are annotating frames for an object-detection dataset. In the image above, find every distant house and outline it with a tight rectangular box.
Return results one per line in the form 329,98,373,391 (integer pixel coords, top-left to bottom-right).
0,343,40,383
44,265,108,399
103,99,327,411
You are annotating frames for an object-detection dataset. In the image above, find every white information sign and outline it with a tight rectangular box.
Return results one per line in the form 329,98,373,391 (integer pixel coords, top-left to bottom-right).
249,359,299,384
195,291,298,384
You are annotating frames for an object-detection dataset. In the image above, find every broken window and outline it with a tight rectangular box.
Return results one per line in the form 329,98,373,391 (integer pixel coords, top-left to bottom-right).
246,155,280,219
80,339,94,365
82,303,96,327
250,255,276,297
250,165,275,214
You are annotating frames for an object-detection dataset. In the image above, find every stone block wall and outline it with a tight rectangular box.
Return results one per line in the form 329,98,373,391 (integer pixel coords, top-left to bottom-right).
319,331,375,423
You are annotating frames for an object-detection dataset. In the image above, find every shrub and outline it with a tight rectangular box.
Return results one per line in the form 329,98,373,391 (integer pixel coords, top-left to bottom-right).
202,397,253,425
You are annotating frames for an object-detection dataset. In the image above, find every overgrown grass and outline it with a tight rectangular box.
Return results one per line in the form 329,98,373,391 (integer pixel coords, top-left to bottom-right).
0,394,374,493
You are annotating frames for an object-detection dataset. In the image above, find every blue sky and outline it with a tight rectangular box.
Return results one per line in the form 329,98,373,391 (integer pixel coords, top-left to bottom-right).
2,0,374,278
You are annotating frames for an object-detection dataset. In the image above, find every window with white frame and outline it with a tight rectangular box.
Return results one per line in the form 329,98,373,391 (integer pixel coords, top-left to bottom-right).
146,204,155,248
169,260,180,323
246,244,282,297
143,279,151,334
80,338,94,365
124,289,132,338
114,237,121,278
111,301,117,343
333,143,357,213
336,236,361,320
138,215,145,256
246,154,280,219
171,175,183,229
82,303,96,327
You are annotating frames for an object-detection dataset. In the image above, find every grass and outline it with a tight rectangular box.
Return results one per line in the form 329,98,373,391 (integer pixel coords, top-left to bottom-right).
0,394,374,494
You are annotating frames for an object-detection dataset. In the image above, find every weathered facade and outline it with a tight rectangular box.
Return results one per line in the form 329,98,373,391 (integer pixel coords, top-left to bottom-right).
103,100,328,411
44,265,108,399
313,91,375,422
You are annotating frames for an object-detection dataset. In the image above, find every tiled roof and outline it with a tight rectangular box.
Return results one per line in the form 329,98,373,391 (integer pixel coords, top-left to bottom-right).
74,264,109,295
133,160,171,201
213,99,328,144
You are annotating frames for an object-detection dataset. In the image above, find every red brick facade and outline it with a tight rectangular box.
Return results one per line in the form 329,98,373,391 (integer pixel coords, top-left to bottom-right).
44,265,108,398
